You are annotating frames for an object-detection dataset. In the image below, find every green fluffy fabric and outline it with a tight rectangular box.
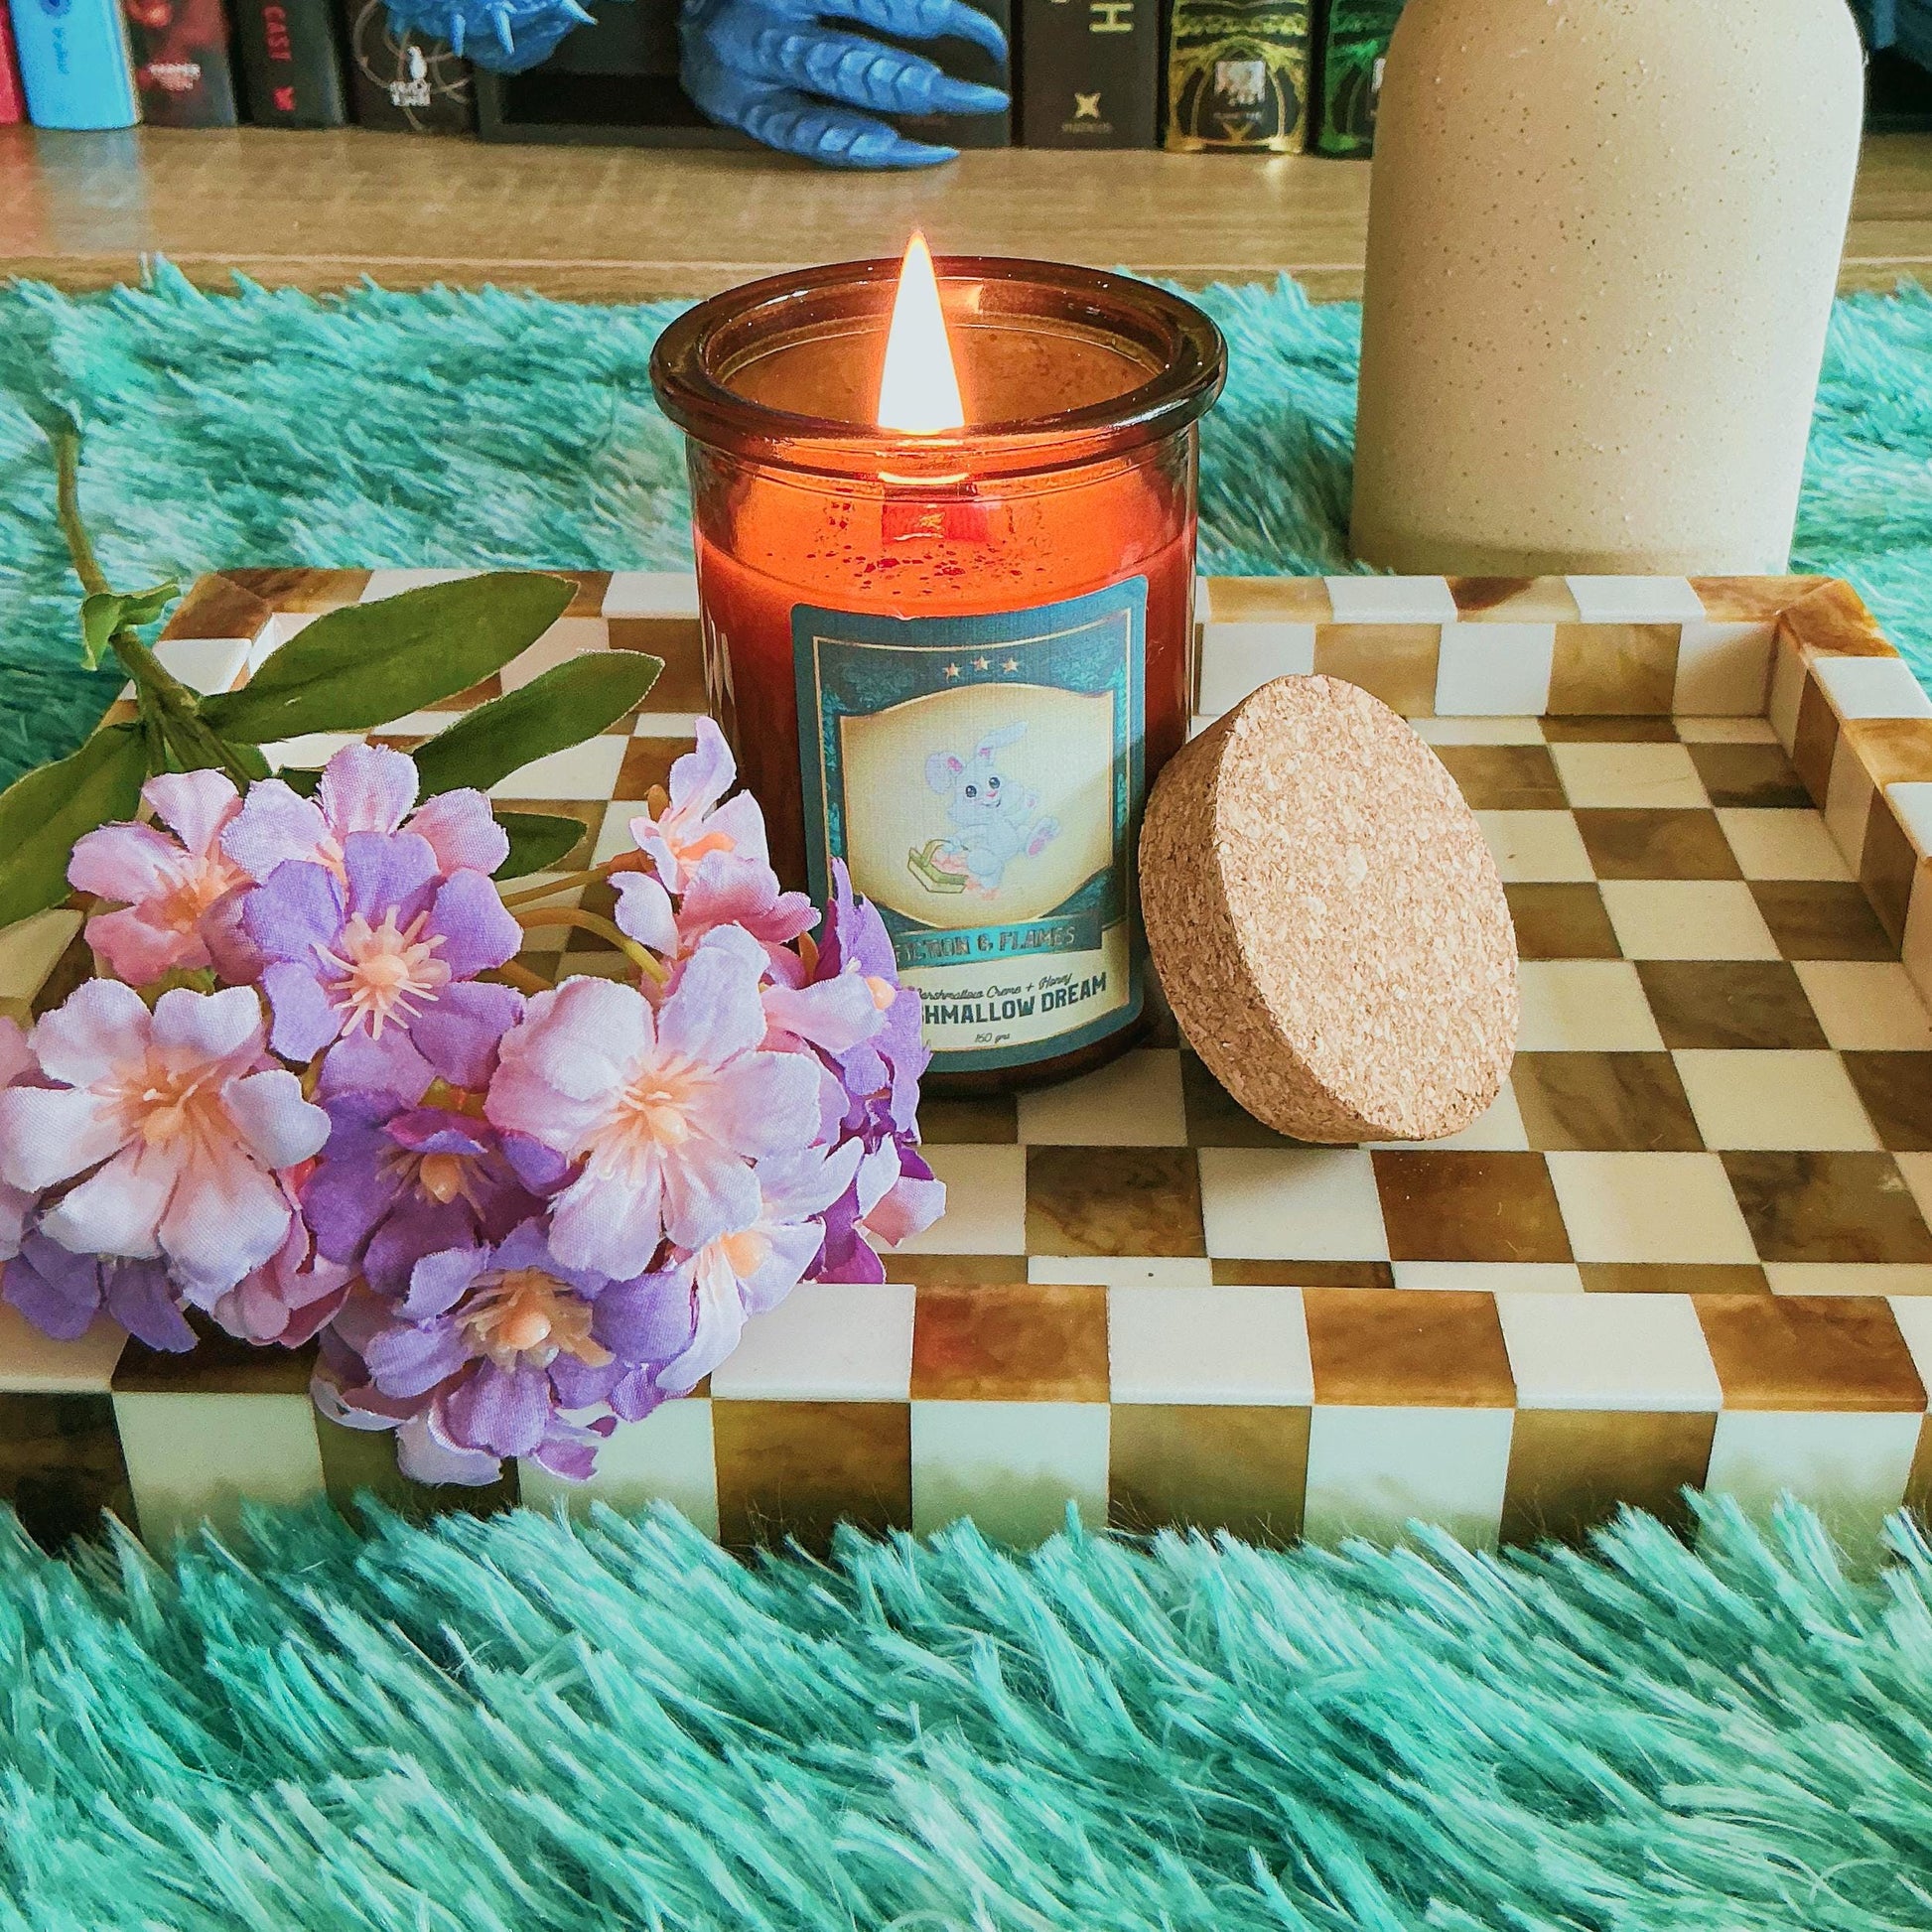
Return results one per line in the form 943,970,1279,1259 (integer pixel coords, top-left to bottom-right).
0,264,1929,789
4,1495,1932,1928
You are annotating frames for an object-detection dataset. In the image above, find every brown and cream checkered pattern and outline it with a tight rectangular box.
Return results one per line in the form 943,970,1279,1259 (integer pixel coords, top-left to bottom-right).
4,568,1931,1561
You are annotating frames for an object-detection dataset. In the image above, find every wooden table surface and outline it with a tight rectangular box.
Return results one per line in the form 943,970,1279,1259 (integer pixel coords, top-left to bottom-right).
3,125,1931,301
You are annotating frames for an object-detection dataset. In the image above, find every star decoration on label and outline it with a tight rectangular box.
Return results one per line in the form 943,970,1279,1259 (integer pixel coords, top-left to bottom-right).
1003,657,1021,672
943,662,961,678
973,655,992,671
1074,92,1102,117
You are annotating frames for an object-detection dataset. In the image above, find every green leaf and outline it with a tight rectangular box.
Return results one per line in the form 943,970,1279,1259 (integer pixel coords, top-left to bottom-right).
0,725,148,927
79,594,123,672
79,580,181,670
274,766,324,797
200,572,575,745
413,651,662,797
493,811,587,881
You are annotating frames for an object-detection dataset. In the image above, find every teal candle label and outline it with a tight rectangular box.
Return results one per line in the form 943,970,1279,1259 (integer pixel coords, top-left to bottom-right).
794,578,1148,1073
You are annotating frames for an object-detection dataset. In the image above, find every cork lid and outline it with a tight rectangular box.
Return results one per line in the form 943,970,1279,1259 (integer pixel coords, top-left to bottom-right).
1141,676,1517,1144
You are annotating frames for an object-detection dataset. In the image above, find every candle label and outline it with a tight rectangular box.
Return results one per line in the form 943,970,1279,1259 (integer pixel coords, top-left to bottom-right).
794,579,1147,1072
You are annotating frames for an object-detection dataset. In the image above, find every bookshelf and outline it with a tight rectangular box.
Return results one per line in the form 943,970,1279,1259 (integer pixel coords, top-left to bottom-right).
1,126,1929,300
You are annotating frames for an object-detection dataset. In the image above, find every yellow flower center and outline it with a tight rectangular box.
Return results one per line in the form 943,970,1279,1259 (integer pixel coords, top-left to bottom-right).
417,1151,470,1204
156,854,243,935
316,908,451,1038
124,1052,225,1156
463,1267,612,1371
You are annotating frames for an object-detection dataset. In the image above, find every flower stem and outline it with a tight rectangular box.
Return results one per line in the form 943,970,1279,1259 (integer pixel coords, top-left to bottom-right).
512,906,668,985
53,421,256,791
497,861,619,909
494,960,556,996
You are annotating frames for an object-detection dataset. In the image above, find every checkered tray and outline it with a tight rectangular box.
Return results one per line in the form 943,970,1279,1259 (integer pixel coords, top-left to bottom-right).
4,568,1932,1564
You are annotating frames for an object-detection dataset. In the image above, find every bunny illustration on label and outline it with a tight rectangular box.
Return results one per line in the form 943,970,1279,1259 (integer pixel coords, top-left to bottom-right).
794,577,1147,1074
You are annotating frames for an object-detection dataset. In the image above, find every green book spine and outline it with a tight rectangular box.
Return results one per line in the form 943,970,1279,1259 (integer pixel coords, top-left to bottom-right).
1165,0,1312,152
1313,0,1403,156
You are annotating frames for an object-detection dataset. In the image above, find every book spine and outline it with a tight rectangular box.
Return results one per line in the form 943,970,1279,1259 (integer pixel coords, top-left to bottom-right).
123,0,239,125
231,0,345,125
345,0,473,131
0,5,24,120
1312,0,1400,155
1165,0,1312,152
7,0,140,126
1018,0,1159,147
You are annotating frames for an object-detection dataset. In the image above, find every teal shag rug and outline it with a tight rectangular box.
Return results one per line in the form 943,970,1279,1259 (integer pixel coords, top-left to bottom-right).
5,1493,1932,1929
1,265,1930,790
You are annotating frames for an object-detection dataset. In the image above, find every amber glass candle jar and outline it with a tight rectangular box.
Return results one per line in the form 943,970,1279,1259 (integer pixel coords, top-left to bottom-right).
650,254,1225,1092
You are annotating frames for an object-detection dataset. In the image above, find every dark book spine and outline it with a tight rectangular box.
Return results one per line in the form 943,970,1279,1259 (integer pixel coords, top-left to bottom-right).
0,5,24,122
345,0,472,130
232,0,345,125
123,0,239,124
888,0,1010,148
1018,0,1160,147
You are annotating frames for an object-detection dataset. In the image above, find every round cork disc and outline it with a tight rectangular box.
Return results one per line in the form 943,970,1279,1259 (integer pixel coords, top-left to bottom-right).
1141,675,1517,1144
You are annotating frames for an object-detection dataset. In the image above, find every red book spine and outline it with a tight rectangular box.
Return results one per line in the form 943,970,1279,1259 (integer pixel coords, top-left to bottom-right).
0,8,25,124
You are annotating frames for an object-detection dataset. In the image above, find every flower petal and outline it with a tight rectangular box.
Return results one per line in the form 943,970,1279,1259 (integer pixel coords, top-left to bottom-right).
42,1139,181,1260
0,1087,127,1193
316,1027,434,1103
702,791,769,869
31,977,151,1089
400,1245,486,1321
158,1146,294,1294
590,1267,696,1363
364,1315,473,1400
690,1050,822,1161
222,781,333,882
243,860,346,965
144,769,241,857
397,1408,503,1486
103,1259,197,1353
442,1359,552,1458
548,1163,665,1283
221,1068,330,1170
762,972,886,1054
425,869,520,981
149,984,266,1075
670,716,735,817
318,743,419,840
261,960,342,1062
83,908,202,989
68,821,183,905
655,934,766,1067
342,830,440,927
490,977,653,1110
3,1237,103,1341
612,872,677,955
406,789,508,877
660,1136,760,1252
412,981,521,1089
364,1195,476,1299
655,1247,745,1394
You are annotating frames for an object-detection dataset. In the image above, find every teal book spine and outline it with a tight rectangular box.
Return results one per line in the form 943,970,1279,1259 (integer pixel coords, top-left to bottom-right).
7,0,140,125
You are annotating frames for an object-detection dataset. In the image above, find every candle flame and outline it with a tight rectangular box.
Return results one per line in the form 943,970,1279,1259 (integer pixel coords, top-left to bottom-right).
877,231,966,435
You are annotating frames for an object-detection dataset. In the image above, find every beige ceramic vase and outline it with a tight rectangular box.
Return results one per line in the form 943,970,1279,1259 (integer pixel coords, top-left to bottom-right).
1350,0,1864,576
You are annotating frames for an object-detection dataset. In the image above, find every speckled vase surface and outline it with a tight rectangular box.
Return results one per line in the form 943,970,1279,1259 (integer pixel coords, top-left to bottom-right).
1350,0,1864,577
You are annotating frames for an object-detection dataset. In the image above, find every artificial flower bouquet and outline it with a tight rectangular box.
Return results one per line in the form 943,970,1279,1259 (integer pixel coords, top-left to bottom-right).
0,422,940,1484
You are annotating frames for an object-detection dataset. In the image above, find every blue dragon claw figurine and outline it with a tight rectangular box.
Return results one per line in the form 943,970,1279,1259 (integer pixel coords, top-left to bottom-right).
381,0,1009,165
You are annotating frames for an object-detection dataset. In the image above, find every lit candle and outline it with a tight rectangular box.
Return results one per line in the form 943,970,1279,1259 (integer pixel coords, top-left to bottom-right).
650,241,1225,1092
